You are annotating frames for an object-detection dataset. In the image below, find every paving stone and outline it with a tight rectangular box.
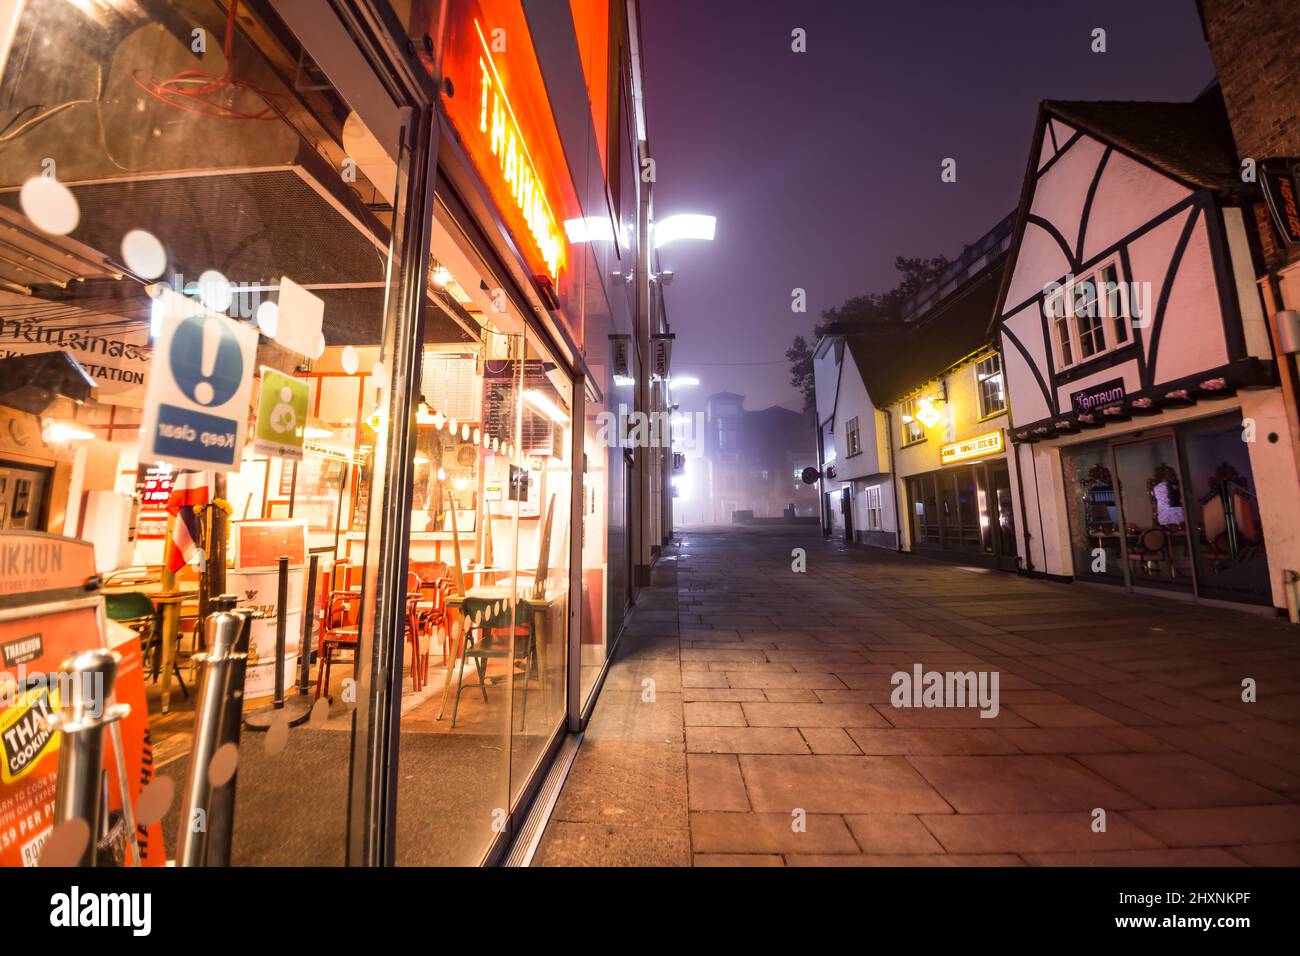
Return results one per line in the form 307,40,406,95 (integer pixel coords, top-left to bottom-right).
800,727,862,755
693,853,784,867
534,822,690,867
1074,753,1288,809
785,853,1025,866
921,811,1164,853
1225,842,1300,865
687,753,750,811
683,687,767,703
742,702,889,728
690,812,859,854
549,742,687,828
848,728,1021,755
740,754,953,814
683,701,747,727
1123,804,1300,846
686,726,809,754
844,814,945,853
1020,847,1246,866
906,755,1147,813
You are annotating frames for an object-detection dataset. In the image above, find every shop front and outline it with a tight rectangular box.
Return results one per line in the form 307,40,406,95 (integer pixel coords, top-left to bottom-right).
0,0,647,868
996,95,1300,613
901,428,1018,570
1049,407,1273,606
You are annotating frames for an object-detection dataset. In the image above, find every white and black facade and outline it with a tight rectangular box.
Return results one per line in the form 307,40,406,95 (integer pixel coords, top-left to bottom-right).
997,94,1300,611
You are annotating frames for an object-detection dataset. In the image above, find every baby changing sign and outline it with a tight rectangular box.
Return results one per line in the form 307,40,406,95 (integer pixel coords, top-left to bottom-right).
140,289,257,472
253,367,308,460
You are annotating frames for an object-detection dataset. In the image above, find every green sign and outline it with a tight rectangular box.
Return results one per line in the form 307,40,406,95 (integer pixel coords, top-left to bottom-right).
254,367,308,460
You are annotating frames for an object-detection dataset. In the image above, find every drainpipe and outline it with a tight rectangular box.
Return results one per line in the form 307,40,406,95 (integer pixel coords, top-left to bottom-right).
883,409,902,552
1013,440,1035,572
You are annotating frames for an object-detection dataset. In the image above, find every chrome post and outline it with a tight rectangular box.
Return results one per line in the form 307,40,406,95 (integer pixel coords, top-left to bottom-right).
176,595,251,867
48,648,130,867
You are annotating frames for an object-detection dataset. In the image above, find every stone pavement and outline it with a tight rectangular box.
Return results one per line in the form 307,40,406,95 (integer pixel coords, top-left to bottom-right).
533,528,1300,866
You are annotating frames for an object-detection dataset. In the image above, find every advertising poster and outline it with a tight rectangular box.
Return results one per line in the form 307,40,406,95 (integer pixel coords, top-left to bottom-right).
0,533,163,866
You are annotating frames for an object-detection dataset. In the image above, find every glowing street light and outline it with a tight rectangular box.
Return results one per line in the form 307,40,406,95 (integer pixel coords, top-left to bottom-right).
653,214,716,249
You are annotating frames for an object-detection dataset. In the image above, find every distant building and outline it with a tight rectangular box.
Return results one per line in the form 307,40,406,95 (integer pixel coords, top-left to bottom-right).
694,392,817,524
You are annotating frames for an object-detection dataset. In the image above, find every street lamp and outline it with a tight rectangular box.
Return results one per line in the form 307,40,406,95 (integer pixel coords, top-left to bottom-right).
653,214,716,249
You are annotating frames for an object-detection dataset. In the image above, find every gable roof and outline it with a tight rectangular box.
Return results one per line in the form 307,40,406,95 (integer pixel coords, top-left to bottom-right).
992,89,1240,334
845,265,1004,408
1043,90,1239,194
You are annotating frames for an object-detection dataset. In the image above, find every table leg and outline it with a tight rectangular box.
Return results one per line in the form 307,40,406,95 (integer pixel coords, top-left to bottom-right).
437,612,462,721
159,601,180,714
533,605,547,723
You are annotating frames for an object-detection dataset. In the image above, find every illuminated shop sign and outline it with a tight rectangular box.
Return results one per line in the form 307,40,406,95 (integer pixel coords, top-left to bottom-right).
1069,378,1125,416
474,20,564,283
940,430,1004,465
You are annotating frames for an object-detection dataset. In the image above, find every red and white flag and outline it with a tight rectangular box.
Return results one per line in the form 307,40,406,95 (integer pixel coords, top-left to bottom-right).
165,469,211,572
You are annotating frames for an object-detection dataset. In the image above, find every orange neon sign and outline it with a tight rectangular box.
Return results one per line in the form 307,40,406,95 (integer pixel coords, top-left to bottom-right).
474,19,564,283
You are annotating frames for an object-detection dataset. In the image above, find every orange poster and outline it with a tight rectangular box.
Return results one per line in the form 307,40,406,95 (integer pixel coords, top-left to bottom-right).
0,532,163,866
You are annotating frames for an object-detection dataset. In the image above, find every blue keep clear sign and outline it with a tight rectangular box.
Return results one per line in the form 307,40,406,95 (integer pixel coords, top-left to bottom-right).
140,288,258,472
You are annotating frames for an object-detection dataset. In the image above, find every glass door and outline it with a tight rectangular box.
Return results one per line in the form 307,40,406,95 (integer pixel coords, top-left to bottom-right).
1179,414,1271,605
1112,435,1195,594
1063,443,1125,585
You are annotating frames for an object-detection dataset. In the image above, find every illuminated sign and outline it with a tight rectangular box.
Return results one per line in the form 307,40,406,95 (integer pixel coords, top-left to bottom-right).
940,430,1004,465
474,19,564,284
915,397,943,430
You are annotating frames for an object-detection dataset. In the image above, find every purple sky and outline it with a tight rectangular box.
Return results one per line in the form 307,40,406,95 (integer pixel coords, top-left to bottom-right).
639,0,1217,418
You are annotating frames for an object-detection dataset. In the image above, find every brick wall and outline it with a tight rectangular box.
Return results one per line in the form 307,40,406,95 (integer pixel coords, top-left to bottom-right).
1199,0,1300,268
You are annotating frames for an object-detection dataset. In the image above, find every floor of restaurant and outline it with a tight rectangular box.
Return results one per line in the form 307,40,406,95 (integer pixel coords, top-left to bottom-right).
532,527,1300,866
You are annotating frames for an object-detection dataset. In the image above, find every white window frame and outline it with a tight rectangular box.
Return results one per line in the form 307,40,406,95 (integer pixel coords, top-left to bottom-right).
975,353,1006,418
864,484,883,531
899,397,926,446
1045,256,1133,373
845,415,862,457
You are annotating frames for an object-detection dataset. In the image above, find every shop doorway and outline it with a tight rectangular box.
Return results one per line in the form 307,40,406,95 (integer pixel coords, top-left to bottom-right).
1112,435,1195,595
989,462,1018,570
841,488,853,543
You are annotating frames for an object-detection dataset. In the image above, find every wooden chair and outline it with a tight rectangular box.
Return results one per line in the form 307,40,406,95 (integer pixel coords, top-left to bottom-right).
315,590,361,701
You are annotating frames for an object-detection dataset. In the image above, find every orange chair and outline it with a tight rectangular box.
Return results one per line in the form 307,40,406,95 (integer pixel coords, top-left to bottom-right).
315,590,361,701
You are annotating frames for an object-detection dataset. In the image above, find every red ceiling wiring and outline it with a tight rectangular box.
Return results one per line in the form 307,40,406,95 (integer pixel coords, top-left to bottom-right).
131,0,279,121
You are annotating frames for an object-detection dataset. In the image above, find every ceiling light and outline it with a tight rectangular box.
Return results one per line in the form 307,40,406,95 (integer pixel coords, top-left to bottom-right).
42,420,94,443
303,426,333,439
522,389,570,423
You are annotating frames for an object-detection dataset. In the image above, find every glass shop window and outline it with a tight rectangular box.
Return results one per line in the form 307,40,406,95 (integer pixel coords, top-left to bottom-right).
0,0,408,866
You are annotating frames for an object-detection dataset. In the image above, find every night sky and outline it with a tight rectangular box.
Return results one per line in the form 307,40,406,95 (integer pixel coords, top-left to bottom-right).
639,0,1217,419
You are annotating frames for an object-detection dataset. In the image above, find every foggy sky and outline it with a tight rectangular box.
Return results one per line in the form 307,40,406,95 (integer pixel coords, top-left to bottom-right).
639,0,1216,420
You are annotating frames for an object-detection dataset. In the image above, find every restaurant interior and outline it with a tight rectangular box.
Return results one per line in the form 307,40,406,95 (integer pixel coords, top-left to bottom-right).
0,0,606,865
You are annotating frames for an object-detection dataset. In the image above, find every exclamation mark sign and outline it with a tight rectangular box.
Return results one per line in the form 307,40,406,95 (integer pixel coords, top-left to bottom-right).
193,318,219,405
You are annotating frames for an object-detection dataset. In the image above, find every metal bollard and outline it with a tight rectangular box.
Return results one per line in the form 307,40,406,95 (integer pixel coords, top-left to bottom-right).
48,648,130,867
176,595,251,867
